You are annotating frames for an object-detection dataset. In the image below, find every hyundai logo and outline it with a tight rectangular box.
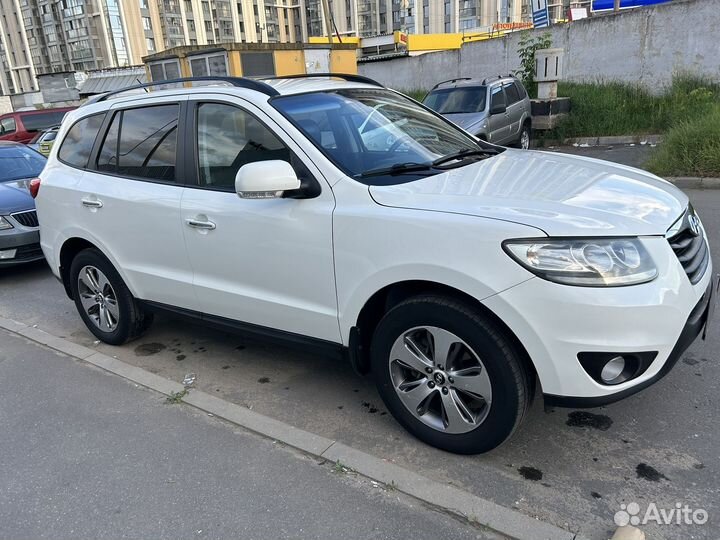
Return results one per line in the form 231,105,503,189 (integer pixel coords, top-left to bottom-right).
688,214,702,237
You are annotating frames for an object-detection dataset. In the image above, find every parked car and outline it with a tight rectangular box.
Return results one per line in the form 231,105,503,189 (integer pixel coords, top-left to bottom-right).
27,126,60,156
423,76,532,149
0,107,75,145
36,75,714,454
0,142,45,266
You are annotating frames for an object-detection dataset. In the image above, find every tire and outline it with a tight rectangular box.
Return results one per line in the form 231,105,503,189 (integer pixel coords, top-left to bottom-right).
69,248,153,345
514,124,531,150
370,295,530,454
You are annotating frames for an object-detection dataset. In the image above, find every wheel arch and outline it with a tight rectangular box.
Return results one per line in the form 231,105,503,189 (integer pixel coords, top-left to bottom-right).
59,237,114,300
350,280,537,394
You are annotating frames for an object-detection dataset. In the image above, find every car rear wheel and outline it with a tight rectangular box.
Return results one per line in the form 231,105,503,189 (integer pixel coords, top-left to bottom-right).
69,249,153,345
515,124,531,150
371,295,530,454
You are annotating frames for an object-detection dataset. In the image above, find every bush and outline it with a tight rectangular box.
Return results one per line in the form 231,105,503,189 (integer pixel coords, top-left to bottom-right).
646,103,720,177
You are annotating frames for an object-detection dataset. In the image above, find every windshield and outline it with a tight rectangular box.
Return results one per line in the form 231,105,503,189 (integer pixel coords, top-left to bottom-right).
0,146,46,182
272,89,496,185
423,87,487,114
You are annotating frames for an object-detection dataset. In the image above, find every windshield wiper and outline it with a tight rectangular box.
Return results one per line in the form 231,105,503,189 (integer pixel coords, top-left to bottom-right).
359,162,434,179
432,148,499,167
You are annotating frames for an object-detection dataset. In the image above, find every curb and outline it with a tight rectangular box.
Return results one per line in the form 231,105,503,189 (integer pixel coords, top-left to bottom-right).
534,134,663,147
0,314,581,540
666,177,720,190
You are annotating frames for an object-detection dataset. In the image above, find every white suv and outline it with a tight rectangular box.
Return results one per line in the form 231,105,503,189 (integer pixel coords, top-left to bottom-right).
36,75,715,454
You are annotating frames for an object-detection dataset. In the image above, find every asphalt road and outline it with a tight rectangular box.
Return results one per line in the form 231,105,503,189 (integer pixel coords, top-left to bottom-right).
0,329,495,540
0,151,717,540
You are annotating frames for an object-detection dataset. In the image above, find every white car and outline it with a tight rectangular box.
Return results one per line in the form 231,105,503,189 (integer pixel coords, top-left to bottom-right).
35,74,715,454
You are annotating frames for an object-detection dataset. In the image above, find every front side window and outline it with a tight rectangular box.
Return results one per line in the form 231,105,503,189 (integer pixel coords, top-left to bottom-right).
273,89,495,185
96,104,178,182
58,113,104,168
196,102,290,189
423,87,487,114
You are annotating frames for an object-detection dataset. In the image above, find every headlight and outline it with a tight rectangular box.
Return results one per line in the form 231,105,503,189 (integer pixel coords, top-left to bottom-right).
503,238,657,286
0,216,13,230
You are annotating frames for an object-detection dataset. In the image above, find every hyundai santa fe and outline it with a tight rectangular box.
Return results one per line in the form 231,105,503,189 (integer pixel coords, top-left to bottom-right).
35,74,716,454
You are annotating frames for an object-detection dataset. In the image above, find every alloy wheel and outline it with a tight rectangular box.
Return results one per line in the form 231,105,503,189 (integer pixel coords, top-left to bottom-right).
77,265,119,332
388,326,492,434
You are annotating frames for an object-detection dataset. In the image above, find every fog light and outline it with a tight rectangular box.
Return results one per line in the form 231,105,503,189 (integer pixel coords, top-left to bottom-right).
600,356,626,384
0,248,17,260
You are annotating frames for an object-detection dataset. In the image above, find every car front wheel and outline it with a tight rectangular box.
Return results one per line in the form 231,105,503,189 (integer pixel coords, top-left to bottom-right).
371,295,530,454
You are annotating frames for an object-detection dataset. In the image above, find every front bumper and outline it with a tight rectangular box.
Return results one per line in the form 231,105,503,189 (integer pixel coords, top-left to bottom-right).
483,235,714,404
0,228,43,266
545,275,717,407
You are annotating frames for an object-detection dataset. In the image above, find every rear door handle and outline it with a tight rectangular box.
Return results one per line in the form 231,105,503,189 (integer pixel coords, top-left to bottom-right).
81,198,103,208
185,218,216,230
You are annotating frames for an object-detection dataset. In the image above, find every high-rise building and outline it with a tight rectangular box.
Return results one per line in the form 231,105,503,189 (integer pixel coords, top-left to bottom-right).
0,0,534,96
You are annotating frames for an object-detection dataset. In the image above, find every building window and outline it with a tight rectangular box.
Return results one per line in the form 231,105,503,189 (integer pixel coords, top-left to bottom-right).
148,59,181,81
189,53,228,77
240,52,275,77
146,37,156,51
139,0,149,8
142,16,152,30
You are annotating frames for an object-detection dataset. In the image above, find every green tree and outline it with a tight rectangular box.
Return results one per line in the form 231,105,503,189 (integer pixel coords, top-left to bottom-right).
514,31,553,98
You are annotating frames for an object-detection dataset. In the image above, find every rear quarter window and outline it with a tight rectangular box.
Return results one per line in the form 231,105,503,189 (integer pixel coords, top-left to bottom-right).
58,113,106,168
0,116,16,135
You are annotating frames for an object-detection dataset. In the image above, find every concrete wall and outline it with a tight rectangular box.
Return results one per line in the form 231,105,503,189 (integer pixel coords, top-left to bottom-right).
0,96,12,115
359,0,720,92
37,73,80,104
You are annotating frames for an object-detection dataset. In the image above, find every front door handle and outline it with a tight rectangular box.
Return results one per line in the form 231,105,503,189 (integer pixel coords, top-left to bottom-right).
81,198,103,208
185,218,216,230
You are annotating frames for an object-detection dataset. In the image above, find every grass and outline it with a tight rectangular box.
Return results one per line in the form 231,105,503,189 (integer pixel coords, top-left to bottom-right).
165,389,188,404
646,103,720,177
545,75,720,141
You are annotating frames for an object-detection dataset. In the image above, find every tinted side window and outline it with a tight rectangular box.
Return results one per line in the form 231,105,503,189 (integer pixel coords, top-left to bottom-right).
490,86,506,109
504,83,521,105
96,104,179,182
514,81,527,100
196,102,289,189
58,113,105,168
20,111,68,132
0,117,16,135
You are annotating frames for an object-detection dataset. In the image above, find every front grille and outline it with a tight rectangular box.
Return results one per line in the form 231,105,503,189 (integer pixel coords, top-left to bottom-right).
11,210,39,228
14,243,44,261
668,211,709,285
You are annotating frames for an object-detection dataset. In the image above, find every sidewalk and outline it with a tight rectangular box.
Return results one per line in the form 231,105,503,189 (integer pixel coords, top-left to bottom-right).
0,329,497,540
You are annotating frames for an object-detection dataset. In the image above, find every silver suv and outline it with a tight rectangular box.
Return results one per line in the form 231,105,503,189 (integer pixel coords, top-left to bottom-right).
423,76,532,149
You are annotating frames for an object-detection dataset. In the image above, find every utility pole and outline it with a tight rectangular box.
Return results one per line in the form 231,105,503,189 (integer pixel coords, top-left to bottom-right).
321,0,334,43
614,0,621,11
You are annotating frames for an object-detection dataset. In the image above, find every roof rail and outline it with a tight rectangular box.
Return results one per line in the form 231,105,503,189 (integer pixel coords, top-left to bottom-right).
261,72,384,88
83,76,280,105
429,77,473,91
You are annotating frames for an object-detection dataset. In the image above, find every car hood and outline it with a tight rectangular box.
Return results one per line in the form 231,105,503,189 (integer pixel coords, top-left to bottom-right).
0,179,35,214
369,149,688,237
443,112,487,132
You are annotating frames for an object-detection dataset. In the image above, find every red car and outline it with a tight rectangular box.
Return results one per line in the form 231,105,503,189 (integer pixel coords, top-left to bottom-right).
0,107,76,144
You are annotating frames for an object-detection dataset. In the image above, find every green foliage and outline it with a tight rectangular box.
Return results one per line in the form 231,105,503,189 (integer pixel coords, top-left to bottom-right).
546,75,720,139
165,389,188,404
402,89,429,102
646,103,720,177
514,31,553,98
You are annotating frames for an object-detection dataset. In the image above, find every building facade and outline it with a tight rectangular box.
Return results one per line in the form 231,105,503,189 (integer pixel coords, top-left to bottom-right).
1,0,537,96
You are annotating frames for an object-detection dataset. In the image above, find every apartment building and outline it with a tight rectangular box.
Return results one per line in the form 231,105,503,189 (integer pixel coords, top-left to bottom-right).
306,0,526,38
1,0,539,96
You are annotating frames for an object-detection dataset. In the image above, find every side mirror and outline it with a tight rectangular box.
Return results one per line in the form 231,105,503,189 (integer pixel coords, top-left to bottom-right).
235,160,301,199
490,103,507,115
